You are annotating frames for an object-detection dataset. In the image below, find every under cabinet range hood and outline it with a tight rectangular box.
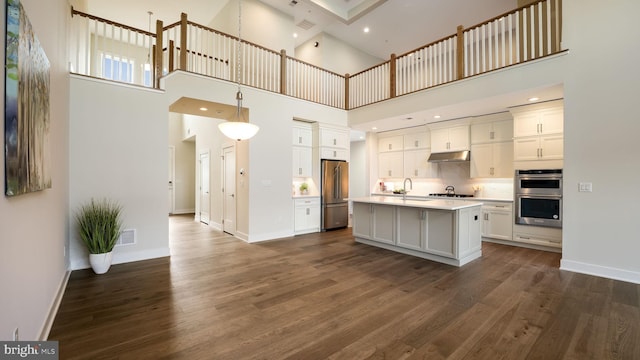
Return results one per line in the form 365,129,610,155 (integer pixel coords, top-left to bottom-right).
427,150,471,163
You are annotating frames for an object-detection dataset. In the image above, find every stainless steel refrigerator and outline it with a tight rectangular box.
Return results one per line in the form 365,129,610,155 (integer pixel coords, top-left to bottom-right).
321,159,349,230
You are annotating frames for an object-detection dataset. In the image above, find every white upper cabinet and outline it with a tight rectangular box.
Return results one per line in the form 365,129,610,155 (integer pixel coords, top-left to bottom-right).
512,101,563,137
431,125,470,153
510,100,564,162
403,132,430,150
404,149,438,178
292,146,312,177
292,123,312,146
378,135,404,152
319,127,349,149
471,119,513,144
378,152,404,178
471,141,513,178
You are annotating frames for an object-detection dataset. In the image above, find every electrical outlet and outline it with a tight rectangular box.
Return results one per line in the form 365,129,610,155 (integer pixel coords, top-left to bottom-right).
13,327,18,341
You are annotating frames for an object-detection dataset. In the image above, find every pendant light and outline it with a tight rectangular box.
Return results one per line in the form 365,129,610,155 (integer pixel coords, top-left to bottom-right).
218,0,259,141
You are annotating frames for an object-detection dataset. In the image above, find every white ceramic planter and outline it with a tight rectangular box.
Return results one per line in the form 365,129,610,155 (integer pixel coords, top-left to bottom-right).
89,252,113,274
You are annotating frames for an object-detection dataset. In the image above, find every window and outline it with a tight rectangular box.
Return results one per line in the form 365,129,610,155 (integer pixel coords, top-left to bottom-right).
102,54,134,83
143,63,152,87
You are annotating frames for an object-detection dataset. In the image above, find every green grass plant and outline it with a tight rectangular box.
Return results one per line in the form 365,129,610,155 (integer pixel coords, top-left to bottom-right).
76,198,123,254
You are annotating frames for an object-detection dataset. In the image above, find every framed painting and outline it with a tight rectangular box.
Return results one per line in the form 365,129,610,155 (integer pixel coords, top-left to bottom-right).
4,0,51,196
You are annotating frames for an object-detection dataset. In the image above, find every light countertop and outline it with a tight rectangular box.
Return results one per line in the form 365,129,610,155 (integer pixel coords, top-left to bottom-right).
350,196,483,211
370,192,513,203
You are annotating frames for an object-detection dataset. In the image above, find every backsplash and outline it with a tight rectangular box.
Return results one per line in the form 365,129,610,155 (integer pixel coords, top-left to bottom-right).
375,162,514,200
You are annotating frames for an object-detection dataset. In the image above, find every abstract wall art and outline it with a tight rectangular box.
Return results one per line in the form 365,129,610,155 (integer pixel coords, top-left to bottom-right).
4,0,51,196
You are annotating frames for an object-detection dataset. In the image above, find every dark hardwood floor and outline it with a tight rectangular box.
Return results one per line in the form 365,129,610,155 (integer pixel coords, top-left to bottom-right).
49,214,640,359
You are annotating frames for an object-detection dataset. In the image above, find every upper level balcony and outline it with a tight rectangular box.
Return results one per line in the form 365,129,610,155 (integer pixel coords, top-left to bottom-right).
68,0,564,112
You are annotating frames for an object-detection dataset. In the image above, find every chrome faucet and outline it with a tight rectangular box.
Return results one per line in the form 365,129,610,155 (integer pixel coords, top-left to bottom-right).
403,178,413,200
445,185,455,195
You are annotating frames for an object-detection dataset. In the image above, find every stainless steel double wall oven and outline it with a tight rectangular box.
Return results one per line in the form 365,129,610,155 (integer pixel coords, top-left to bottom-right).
515,169,562,228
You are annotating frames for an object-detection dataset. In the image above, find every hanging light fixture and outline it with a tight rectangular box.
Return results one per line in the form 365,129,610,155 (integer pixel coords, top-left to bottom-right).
218,0,259,141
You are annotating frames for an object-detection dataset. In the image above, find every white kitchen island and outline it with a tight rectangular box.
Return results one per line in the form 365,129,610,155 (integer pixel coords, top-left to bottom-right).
351,196,483,267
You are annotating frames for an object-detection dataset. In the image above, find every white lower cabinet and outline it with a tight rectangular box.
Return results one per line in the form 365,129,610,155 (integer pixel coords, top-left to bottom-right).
395,207,456,258
396,207,424,251
481,202,513,241
425,210,456,258
512,224,562,250
353,202,395,244
294,198,320,235
352,202,373,239
371,204,395,244
352,200,482,266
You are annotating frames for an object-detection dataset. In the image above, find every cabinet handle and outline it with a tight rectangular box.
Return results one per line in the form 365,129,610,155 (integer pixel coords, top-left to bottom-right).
414,169,418,176
540,124,543,133
333,150,337,158
447,142,450,149
388,143,392,150
388,170,392,176
306,208,310,215
299,168,302,175
490,167,494,175
299,136,302,144
490,131,495,140
333,138,337,146
415,140,419,147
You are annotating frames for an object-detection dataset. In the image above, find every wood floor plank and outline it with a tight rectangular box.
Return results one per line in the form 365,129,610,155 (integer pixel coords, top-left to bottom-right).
47,214,640,359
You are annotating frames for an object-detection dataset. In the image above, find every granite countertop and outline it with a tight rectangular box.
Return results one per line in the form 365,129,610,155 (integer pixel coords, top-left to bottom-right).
350,196,483,211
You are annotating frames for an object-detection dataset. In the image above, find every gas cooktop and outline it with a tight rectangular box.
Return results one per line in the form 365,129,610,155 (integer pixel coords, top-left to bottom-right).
428,193,475,198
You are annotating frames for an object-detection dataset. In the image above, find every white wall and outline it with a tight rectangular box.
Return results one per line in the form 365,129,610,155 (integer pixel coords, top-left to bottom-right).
349,141,367,199
0,0,69,341
168,114,195,214
296,33,384,75
69,76,169,270
560,0,640,283
210,0,294,55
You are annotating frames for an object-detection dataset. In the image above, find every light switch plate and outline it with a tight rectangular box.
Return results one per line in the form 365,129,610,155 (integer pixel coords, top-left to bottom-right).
578,182,593,192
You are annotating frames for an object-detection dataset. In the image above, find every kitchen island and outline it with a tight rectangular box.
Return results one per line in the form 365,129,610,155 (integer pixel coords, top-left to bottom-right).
351,196,483,266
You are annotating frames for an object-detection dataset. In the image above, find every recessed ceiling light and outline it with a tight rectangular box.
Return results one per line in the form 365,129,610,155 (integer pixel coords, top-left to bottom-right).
293,33,298,38
363,27,370,33
528,97,539,102
372,126,378,130
199,107,208,111
434,115,441,119
359,136,364,140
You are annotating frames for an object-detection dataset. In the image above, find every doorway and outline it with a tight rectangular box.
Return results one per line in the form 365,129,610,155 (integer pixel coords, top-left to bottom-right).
199,150,211,225
168,146,175,214
222,145,236,235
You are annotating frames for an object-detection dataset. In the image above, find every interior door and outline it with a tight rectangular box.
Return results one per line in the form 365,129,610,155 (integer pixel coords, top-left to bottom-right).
199,151,210,225
222,146,236,234
168,146,175,214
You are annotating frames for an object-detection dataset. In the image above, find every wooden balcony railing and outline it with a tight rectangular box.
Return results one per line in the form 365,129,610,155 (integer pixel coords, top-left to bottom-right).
69,0,562,110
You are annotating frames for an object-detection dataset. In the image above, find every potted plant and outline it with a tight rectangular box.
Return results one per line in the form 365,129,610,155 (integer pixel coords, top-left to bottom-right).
299,182,309,195
76,198,123,274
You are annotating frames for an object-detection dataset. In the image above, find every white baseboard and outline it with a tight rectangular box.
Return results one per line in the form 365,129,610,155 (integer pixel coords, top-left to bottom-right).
112,247,171,265
70,247,171,270
171,209,195,215
247,230,295,243
560,259,640,284
40,270,70,340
